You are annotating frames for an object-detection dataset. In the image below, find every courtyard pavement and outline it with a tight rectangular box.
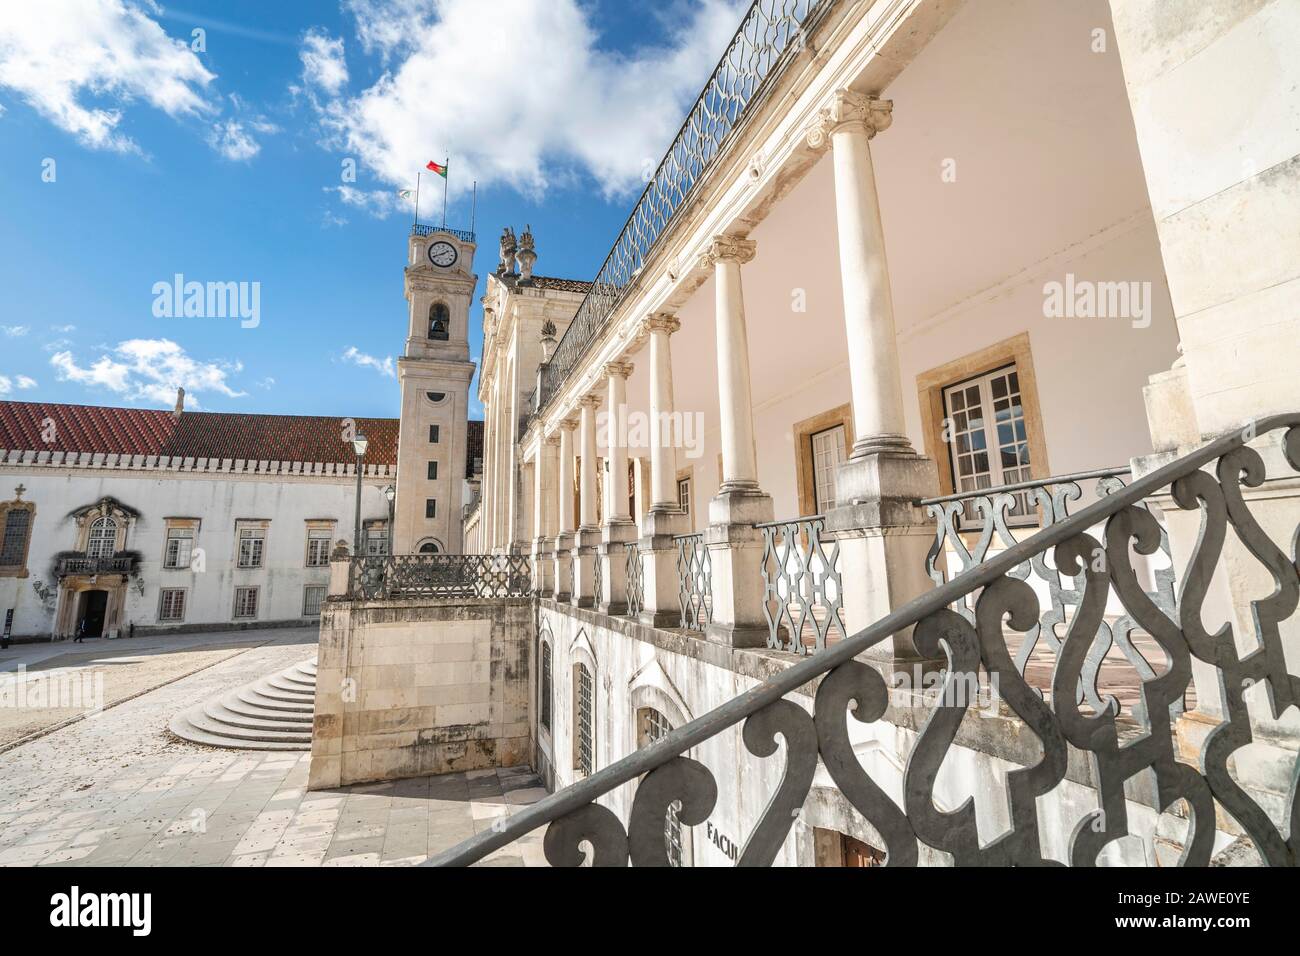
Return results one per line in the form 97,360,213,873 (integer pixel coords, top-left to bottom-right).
0,629,548,866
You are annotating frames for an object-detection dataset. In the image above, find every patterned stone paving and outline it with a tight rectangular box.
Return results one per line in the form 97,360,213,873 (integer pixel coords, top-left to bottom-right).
0,633,547,867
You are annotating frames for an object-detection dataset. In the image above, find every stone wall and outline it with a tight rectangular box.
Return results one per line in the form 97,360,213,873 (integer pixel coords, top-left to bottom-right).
308,596,532,789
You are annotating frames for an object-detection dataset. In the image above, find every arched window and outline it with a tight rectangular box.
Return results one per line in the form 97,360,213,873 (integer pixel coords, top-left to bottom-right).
428,302,450,341
637,706,683,866
574,662,594,776
87,516,117,559
540,641,552,732
418,541,440,554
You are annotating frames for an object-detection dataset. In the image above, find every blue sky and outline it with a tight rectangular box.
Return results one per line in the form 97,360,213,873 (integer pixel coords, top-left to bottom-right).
0,0,746,419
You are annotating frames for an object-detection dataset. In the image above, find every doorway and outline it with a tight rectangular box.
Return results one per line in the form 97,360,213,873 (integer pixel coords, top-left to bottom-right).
77,590,108,638
813,827,888,867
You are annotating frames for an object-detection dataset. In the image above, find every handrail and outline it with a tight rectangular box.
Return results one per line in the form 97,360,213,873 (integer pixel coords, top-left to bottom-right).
427,414,1300,866
411,223,475,244
919,467,1131,507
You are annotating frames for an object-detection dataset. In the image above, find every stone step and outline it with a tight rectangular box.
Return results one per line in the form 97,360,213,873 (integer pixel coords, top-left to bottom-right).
203,700,312,734
169,657,317,752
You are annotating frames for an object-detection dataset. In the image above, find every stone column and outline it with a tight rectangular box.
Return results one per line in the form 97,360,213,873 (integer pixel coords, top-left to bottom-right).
639,313,691,626
598,362,638,615
480,396,494,552
553,418,577,603
529,453,552,596
698,236,772,648
571,395,602,607
808,91,940,669
536,435,559,597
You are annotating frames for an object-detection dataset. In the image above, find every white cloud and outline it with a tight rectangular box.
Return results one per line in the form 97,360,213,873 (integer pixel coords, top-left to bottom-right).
0,374,37,394
341,346,395,377
2,325,29,337
325,184,401,219
50,324,75,333
301,28,348,95
50,338,245,408
317,0,747,199
0,0,215,152
208,119,260,161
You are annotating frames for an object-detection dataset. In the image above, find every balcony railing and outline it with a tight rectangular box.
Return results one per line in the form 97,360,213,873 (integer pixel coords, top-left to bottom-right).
758,515,845,654
625,542,644,618
54,554,136,577
411,222,475,244
429,414,1300,866
675,532,712,631
529,0,833,420
920,467,1180,719
347,554,531,600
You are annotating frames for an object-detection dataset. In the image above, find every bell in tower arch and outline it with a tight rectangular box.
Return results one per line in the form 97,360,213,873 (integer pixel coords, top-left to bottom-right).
428,301,450,341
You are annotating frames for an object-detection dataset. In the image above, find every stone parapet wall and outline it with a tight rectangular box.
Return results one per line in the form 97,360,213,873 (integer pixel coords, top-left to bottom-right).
308,597,532,789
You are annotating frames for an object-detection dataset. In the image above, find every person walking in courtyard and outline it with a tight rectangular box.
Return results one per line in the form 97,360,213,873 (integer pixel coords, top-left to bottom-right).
74,619,86,644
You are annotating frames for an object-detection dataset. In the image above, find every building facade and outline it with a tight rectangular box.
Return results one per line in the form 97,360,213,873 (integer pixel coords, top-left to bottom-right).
382,0,1299,865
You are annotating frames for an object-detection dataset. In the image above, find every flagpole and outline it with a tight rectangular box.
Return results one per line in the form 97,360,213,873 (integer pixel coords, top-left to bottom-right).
413,171,421,228
441,155,449,228
471,181,477,237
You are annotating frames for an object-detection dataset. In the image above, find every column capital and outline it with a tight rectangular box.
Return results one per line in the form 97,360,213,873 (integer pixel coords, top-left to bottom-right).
641,312,682,336
697,235,757,270
578,394,603,410
559,417,579,432
603,360,635,380
805,91,893,151
544,433,562,447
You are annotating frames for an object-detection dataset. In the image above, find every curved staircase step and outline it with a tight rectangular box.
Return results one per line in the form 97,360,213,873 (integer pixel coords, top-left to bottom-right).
169,657,317,752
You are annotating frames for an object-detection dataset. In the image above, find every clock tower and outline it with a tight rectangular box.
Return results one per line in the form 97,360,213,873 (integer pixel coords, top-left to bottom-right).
393,227,478,554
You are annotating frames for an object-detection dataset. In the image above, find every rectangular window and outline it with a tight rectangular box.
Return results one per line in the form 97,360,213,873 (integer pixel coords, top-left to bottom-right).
676,476,691,516
163,527,194,570
305,528,332,567
364,522,389,556
159,588,186,622
810,424,846,513
540,642,552,732
233,586,259,619
0,509,32,568
429,424,440,443
637,707,683,867
427,460,439,480
942,365,1033,519
425,499,437,519
303,585,326,617
237,525,265,568
575,663,594,777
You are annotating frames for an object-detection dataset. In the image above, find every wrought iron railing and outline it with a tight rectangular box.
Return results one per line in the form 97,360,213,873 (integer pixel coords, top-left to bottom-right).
54,554,136,577
428,415,1300,866
347,554,531,600
411,223,475,244
529,0,833,418
592,547,604,609
921,468,1180,719
625,542,644,618
675,532,712,631
758,515,845,654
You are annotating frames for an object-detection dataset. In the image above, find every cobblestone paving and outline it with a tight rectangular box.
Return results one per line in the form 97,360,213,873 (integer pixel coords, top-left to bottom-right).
0,632,547,867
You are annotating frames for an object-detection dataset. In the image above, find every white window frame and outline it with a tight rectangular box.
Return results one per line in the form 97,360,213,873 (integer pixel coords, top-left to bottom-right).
233,586,259,620
810,423,846,514
237,525,266,569
941,364,1034,524
159,588,186,622
302,585,326,617
676,476,691,516
163,527,194,570
305,528,332,567
87,516,117,559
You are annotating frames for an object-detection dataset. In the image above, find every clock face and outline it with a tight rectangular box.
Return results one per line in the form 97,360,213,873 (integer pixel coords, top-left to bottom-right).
427,240,458,268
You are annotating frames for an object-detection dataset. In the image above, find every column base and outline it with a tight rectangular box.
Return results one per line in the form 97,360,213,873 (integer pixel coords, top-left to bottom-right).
598,520,638,616
705,490,773,648
639,508,692,629
826,451,942,663
552,532,573,603
570,527,601,608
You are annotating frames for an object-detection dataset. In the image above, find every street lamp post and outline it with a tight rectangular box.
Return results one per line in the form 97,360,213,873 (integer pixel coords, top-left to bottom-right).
352,435,369,556
383,484,396,555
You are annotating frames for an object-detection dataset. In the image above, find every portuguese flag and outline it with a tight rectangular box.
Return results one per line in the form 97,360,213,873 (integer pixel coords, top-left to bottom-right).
426,159,448,177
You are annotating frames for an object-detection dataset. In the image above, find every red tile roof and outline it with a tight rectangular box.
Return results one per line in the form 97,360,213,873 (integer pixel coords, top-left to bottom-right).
0,400,398,466
1,401,485,478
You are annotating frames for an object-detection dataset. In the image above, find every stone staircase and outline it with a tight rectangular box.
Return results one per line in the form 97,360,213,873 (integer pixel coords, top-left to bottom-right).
169,658,316,751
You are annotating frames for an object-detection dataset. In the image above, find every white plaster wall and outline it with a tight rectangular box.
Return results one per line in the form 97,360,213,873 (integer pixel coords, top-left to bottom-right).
0,468,392,637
